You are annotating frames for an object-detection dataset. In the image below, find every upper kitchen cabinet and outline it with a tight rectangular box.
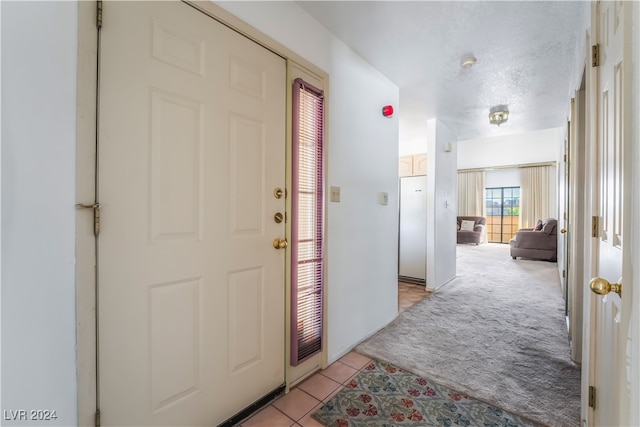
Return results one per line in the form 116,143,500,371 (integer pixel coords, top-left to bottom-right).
399,153,427,177
399,155,413,177
413,154,427,175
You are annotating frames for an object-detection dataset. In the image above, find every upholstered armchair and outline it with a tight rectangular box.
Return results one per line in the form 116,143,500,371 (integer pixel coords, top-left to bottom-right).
457,216,486,245
509,218,558,261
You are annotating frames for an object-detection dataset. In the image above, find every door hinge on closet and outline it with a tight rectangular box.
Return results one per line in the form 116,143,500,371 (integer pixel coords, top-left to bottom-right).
592,216,599,238
592,44,600,67
588,386,596,408
96,0,103,29
76,203,102,236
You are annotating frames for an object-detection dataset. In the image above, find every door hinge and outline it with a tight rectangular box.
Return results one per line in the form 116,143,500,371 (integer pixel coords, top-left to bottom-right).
592,44,600,67
76,203,102,236
95,409,101,427
96,0,103,29
562,270,566,278
588,386,596,408
591,216,599,238
564,154,567,162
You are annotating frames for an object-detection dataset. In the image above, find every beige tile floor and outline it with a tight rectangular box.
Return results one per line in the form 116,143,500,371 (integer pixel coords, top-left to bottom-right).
238,352,372,427
398,281,430,313
238,282,430,426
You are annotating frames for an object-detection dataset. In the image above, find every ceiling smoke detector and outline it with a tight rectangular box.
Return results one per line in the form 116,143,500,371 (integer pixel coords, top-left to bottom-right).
460,56,477,68
489,105,509,126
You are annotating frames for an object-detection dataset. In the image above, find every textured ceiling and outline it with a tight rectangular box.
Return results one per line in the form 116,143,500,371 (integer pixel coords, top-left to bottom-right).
296,1,589,141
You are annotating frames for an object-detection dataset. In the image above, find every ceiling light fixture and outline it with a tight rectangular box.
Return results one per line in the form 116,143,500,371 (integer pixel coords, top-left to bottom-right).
460,56,477,68
489,105,509,126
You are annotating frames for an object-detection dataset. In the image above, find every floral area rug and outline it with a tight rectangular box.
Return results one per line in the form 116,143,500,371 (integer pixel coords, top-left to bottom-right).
312,359,538,427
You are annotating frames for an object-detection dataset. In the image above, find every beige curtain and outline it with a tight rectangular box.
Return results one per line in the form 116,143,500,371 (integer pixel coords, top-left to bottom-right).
457,171,486,216
520,165,554,228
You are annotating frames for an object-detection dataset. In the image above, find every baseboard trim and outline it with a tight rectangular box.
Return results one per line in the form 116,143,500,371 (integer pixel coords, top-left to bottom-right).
398,275,426,285
428,275,458,292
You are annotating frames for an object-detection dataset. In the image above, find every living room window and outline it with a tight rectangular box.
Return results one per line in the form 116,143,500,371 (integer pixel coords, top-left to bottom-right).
486,187,520,243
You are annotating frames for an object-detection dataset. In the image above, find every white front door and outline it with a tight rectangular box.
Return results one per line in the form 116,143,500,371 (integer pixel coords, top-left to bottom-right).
98,2,286,425
585,1,634,425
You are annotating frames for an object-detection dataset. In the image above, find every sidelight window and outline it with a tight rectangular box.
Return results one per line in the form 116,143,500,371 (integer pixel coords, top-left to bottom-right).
291,78,324,366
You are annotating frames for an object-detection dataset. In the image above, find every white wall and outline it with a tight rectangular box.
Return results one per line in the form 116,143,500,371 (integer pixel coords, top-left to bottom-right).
486,169,520,188
398,92,429,156
426,120,457,289
215,1,400,361
1,2,78,425
458,127,563,170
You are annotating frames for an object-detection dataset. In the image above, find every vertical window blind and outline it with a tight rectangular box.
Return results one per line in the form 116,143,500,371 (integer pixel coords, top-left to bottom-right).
291,78,324,366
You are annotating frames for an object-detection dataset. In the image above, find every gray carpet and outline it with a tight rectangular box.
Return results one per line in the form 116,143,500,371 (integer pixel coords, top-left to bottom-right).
356,243,581,427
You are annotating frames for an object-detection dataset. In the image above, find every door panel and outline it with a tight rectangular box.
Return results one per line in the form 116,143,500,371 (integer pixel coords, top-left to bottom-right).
149,89,204,242
149,278,201,411
98,2,286,425
589,1,630,425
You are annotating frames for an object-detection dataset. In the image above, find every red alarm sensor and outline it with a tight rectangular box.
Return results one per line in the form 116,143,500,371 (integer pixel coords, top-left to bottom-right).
382,105,394,117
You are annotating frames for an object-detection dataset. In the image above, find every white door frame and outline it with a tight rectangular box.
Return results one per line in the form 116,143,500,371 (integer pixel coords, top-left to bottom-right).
567,79,587,365
580,22,597,422
74,2,328,425
629,1,640,424
559,125,569,304
75,3,99,425
572,81,587,364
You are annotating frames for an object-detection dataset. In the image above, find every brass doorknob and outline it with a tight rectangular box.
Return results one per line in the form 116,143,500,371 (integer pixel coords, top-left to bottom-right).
560,228,567,234
589,277,622,297
273,238,288,249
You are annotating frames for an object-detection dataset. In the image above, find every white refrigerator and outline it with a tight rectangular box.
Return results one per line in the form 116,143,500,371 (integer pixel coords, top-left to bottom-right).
398,176,427,283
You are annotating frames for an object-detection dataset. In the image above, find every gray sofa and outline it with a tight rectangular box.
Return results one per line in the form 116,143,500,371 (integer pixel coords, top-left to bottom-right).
509,218,558,261
457,216,486,245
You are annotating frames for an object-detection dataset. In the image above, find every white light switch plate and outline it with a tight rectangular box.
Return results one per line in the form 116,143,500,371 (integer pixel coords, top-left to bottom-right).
330,186,340,202
378,192,388,205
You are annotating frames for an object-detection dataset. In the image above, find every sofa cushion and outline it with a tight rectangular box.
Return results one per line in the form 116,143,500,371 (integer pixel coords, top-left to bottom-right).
534,219,543,231
460,220,475,231
542,218,557,235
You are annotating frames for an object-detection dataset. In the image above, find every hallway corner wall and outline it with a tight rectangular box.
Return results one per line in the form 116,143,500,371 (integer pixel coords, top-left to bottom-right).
426,119,457,289
1,2,79,424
